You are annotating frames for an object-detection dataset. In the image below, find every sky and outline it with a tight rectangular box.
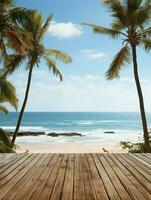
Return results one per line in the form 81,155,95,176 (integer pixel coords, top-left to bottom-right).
8,0,151,112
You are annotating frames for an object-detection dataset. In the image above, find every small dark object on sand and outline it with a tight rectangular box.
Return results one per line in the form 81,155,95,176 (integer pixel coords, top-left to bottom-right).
103,148,109,153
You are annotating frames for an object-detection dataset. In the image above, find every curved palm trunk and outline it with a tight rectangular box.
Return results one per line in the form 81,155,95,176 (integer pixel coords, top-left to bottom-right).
11,65,34,147
131,44,151,153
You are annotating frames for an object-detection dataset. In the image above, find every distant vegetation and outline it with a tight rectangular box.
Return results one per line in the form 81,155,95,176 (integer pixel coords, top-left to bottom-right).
121,135,151,153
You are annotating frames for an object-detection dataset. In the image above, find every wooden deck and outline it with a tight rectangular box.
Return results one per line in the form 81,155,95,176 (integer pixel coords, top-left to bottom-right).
0,154,151,200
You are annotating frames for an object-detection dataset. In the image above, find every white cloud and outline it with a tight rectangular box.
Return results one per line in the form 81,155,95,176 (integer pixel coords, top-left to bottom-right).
119,77,150,84
81,49,106,60
69,74,101,82
89,52,106,59
8,72,151,112
17,80,142,111
48,21,83,39
85,74,101,81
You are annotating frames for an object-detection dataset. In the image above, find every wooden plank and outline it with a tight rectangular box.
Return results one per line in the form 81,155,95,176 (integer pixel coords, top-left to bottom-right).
81,154,97,200
0,154,40,199
93,154,121,200
130,154,151,168
98,154,131,200
11,154,52,200
141,153,151,159
1,154,44,200
120,154,151,182
128,154,151,174
37,154,64,200
110,154,151,199
111,154,151,199
135,154,151,165
50,154,69,200
73,154,86,200
0,153,28,174
0,153,7,157
104,154,147,200
0,153,151,200
86,154,109,200
115,154,151,192
61,154,74,200
0,154,15,163
0,154,34,186
24,154,60,200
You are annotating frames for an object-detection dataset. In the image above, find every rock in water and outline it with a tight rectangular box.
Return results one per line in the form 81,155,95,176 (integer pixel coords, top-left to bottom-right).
47,132,83,137
8,131,45,136
104,131,115,134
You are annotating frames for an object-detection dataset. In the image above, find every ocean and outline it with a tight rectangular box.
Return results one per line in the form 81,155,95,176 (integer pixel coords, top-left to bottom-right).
0,112,151,144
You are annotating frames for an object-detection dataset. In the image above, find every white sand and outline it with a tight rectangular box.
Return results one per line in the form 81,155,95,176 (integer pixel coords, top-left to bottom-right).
16,141,127,153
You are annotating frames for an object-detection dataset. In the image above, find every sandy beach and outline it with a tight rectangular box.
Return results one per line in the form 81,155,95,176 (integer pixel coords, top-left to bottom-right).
16,141,127,153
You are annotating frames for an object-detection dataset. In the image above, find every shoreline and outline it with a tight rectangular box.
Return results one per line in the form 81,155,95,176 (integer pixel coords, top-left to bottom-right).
16,140,128,153
5,129,141,153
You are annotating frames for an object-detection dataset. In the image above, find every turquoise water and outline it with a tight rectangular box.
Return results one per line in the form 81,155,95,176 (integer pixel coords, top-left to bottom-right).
1,112,151,143
0,112,150,131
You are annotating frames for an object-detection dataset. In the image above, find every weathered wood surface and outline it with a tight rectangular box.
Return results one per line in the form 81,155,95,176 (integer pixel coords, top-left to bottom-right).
0,153,151,200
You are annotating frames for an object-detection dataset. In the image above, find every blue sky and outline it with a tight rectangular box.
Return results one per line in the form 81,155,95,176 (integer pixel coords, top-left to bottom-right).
9,0,151,111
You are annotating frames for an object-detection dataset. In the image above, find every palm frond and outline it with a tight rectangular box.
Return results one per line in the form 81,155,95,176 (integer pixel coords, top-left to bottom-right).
133,7,151,26
46,49,72,63
6,29,28,54
0,76,18,110
102,0,127,26
44,56,63,81
83,23,122,38
106,45,131,80
126,0,151,26
39,15,53,39
141,38,151,52
19,10,41,41
143,27,151,36
32,12,43,39
112,20,125,31
5,54,27,74
10,7,35,26
0,105,8,114
0,39,8,58
136,9,150,26
0,0,14,8
127,0,143,10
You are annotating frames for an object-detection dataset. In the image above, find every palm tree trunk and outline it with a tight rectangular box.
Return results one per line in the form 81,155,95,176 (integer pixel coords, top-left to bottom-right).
131,44,151,153
11,64,34,147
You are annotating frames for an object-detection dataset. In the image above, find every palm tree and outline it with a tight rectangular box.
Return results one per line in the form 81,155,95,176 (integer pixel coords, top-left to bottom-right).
0,73,18,113
6,12,72,147
85,0,151,152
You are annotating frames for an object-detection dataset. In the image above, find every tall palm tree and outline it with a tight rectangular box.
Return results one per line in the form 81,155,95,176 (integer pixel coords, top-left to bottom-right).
85,0,151,152
6,12,72,147
0,73,18,113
